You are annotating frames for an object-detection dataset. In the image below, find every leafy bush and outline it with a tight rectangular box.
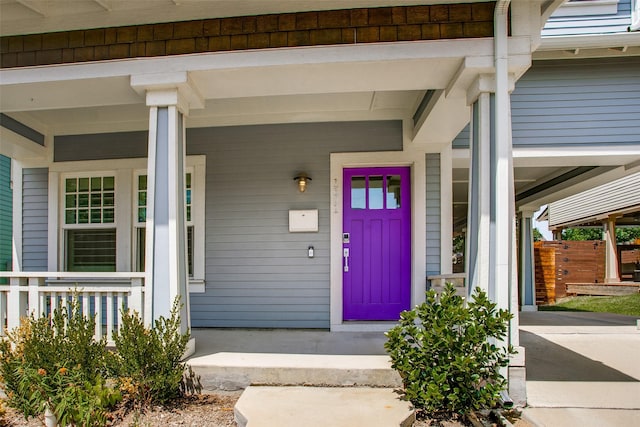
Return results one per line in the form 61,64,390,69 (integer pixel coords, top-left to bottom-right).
109,299,190,404
385,284,514,415
0,299,120,426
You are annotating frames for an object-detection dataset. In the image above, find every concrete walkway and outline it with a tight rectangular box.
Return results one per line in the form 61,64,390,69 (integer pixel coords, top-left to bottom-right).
520,311,640,427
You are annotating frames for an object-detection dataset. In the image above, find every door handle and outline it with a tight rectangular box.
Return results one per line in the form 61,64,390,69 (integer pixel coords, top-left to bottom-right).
343,248,349,272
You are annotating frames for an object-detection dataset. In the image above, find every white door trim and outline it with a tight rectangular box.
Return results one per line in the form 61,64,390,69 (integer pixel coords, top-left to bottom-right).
329,144,427,332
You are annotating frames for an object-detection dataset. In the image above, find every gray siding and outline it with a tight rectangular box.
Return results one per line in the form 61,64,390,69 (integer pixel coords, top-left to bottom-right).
511,57,640,147
452,56,640,148
187,121,402,328
542,0,631,37
54,131,147,161
22,168,48,271
0,156,11,274
425,153,441,279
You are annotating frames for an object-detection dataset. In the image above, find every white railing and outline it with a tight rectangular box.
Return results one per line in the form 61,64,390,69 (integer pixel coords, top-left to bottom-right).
427,273,467,297
0,272,145,345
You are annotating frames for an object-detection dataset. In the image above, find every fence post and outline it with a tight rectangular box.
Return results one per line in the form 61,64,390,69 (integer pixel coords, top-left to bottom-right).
129,277,144,318
8,277,27,331
28,277,44,317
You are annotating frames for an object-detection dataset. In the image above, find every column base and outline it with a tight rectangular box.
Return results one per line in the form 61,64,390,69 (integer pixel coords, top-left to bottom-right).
508,346,526,407
183,337,196,359
521,305,537,312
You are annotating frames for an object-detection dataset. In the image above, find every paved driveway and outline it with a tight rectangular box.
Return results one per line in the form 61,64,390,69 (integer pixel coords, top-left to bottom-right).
519,311,640,427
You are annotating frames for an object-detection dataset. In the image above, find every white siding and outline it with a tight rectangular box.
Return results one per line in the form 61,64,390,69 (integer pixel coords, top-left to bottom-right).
548,172,640,227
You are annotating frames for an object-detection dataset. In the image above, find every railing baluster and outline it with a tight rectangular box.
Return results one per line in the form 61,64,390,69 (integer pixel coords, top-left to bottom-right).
82,292,90,320
95,293,103,341
106,292,114,343
0,290,7,336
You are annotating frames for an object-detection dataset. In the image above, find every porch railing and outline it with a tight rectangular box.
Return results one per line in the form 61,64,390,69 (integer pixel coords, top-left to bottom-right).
427,273,467,297
0,272,145,345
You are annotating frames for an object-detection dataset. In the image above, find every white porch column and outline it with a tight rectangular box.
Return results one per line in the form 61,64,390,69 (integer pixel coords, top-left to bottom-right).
131,73,203,356
519,208,537,311
603,215,620,283
440,145,453,276
465,75,515,310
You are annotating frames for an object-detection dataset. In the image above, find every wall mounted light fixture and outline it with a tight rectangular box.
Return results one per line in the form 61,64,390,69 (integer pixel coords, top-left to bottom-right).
293,173,312,192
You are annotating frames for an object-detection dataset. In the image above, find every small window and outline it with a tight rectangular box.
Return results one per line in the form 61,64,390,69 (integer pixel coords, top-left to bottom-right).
386,175,402,209
368,176,384,210
351,177,366,209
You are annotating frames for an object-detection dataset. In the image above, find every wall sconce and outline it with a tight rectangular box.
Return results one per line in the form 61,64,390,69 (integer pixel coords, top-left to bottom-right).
293,173,312,192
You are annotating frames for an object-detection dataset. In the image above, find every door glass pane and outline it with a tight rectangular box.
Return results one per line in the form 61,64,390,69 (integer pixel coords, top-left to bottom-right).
351,177,366,209
369,176,383,210
386,175,401,209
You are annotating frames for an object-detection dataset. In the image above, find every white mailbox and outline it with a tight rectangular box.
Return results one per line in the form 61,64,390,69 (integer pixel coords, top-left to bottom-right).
288,209,318,232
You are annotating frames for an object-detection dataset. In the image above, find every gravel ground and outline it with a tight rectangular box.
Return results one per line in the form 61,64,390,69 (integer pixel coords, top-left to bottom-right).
2,392,241,427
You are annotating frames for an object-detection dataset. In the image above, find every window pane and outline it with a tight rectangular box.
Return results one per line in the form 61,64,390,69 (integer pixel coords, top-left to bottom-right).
186,206,191,222
186,189,191,205
103,176,114,191
66,229,116,272
78,209,89,224
136,228,146,272
65,178,77,192
351,177,366,209
103,192,114,207
65,210,76,224
90,209,102,223
186,173,192,189
138,175,147,191
386,175,401,209
91,193,101,207
138,192,146,207
138,208,146,223
78,194,89,207
65,194,76,209
369,176,383,210
187,226,194,277
78,178,89,192
103,208,114,223
91,177,101,191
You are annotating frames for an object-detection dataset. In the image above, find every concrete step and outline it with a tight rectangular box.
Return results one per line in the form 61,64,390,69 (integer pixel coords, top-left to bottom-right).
234,386,415,427
187,352,402,391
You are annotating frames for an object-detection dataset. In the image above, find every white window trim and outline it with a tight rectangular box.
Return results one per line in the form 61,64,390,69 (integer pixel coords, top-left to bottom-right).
49,155,206,292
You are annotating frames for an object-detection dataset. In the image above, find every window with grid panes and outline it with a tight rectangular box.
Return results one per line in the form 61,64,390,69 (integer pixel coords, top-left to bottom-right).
63,175,116,272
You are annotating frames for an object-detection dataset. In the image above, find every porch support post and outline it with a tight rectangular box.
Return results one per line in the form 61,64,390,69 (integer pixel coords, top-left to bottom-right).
132,73,203,357
440,145,453,276
145,96,189,331
603,215,620,283
519,208,537,311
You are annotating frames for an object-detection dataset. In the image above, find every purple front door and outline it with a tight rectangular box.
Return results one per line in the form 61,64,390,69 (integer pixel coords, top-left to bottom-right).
343,167,411,321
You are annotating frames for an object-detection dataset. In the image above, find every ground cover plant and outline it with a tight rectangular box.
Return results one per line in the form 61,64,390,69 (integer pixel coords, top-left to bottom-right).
0,299,120,426
540,293,640,317
0,297,194,426
385,284,514,417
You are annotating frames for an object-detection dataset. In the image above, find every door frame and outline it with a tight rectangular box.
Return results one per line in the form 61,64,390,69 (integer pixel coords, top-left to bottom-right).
329,146,427,331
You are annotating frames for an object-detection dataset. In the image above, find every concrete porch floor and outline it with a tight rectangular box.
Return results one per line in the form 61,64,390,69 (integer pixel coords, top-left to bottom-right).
186,328,402,391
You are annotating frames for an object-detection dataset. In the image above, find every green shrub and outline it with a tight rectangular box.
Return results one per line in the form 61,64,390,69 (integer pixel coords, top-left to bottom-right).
109,298,190,404
0,299,120,426
385,284,514,415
